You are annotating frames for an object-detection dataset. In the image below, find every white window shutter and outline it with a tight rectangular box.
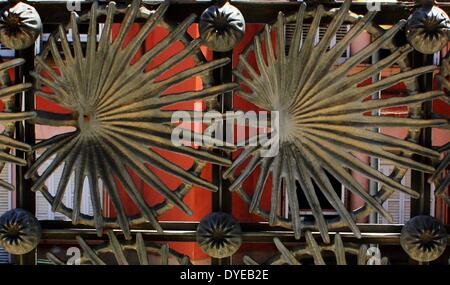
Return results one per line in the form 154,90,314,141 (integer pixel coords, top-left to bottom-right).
36,191,52,220
36,157,69,221
378,164,411,224
0,166,11,263
47,163,69,221
285,24,350,63
35,154,101,220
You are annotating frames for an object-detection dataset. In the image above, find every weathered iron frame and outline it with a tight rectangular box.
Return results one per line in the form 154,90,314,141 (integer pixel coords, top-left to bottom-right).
1,0,448,265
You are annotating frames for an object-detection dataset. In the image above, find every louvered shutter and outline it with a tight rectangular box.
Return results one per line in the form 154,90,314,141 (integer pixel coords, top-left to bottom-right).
48,163,69,221
378,164,411,224
82,178,102,216
402,171,412,223
35,156,69,220
35,152,52,219
0,166,11,263
36,191,51,220
35,152,101,220
67,24,103,43
285,24,350,63
380,191,401,224
285,23,296,54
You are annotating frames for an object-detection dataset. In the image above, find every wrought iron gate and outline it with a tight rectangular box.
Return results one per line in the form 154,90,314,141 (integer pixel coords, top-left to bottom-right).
0,0,449,266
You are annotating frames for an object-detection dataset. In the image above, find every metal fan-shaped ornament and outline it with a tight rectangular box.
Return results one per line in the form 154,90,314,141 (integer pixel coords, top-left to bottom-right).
0,58,34,191
28,0,237,239
228,0,445,242
244,232,389,265
47,231,191,265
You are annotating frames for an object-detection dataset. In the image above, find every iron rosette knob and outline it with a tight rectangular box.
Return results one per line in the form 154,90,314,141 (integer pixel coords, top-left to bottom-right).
0,2,42,50
400,215,447,263
197,212,242,258
406,5,450,54
199,1,245,52
0,208,41,255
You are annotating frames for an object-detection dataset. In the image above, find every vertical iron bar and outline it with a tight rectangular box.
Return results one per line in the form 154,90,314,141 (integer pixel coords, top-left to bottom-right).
211,50,233,265
369,51,380,225
14,46,36,265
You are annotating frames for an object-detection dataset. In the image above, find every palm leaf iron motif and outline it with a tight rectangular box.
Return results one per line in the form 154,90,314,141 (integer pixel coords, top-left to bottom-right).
227,0,446,242
28,0,238,239
0,58,35,191
47,231,191,265
244,232,389,265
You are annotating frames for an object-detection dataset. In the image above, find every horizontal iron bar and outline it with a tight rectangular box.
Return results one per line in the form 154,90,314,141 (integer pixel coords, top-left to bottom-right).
0,1,446,24
39,221,450,245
